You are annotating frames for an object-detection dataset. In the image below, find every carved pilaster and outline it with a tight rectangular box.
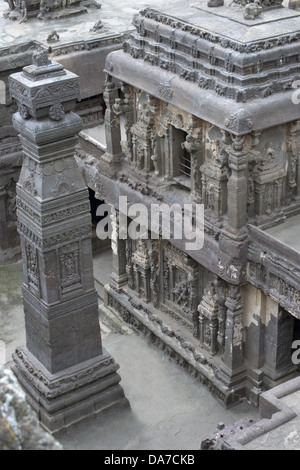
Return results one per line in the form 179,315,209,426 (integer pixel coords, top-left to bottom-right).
219,135,249,260
201,137,229,224
150,240,160,308
198,276,227,354
100,75,124,177
125,238,134,290
110,208,128,290
132,239,151,302
198,280,219,355
182,133,204,202
226,135,248,233
217,285,246,397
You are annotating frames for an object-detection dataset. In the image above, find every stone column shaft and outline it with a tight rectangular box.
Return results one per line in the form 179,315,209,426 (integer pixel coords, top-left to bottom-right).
9,49,127,434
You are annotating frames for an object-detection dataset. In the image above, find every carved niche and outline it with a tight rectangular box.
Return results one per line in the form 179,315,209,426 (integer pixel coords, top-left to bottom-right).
253,144,286,223
162,243,199,336
59,243,82,296
126,236,161,308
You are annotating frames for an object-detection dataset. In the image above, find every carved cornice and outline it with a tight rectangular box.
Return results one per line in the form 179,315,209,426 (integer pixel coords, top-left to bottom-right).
121,8,300,103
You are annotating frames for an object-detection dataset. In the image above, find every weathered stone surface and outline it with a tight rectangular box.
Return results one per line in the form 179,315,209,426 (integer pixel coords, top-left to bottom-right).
0,365,62,450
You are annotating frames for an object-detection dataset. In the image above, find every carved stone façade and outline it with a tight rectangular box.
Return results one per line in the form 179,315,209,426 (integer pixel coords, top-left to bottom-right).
73,2,300,407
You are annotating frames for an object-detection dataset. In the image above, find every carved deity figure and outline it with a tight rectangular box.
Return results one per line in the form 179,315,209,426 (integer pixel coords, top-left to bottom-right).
64,254,75,277
172,280,189,307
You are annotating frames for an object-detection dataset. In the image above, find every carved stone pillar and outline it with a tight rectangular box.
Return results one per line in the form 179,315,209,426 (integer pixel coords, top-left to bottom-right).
226,135,248,232
182,134,203,202
198,280,219,355
132,239,151,303
111,207,128,290
125,239,134,290
218,284,246,398
198,276,227,354
200,138,229,224
149,240,159,308
100,75,124,177
9,50,128,434
219,135,248,259
113,83,135,162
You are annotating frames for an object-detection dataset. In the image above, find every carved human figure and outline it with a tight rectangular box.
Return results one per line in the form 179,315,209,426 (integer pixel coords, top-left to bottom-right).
19,1,27,23
172,280,189,307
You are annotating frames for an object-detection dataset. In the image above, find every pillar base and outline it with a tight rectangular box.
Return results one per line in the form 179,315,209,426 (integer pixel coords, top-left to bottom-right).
219,227,248,260
216,364,247,406
12,346,129,435
99,152,123,178
111,272,128,290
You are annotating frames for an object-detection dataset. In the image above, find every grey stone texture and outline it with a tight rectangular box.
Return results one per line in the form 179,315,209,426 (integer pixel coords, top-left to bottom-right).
8,49,128,434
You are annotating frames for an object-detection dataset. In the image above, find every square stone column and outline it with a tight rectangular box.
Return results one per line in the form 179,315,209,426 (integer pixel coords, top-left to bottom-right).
9,49,128,434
